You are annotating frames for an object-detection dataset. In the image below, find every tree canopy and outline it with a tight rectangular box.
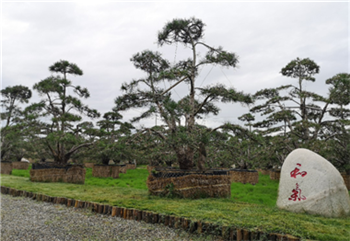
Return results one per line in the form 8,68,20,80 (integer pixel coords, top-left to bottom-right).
115,17,252,169
29,60,100,164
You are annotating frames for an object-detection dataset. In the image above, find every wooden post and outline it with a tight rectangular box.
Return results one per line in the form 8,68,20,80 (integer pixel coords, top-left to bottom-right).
1,186,6,194
118,208,123,218
229,227,237,241
209,223,221,236
237,229,243,241
111,207,117,217
120,208,125,218
98,205,104,214
103,205,109,215
93,203,99,213
189,220,197,233
268,233,278,241
197,221,202,233
222,226,229,240
164,215,169,226
243,229,250,241
168,215,175,227
174,217,180,229
85,202,92,209
146,212,152,223
152,213,159,224
182,218,189,231
157,214,164,224
251,231,259,240
123,208,127,219
133,209,139,221
127,209,133,220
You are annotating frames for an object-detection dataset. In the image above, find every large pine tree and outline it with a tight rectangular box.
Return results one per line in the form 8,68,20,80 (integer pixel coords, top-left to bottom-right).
31,60,100,164
115,18,252,169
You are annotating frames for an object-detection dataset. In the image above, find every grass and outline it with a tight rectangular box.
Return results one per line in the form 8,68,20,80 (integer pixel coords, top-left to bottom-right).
84,167,148,190
2,165,350,241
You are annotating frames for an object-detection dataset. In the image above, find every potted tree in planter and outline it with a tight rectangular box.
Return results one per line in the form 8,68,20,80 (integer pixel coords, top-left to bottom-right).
114,18,252,198
219,123,260,185
27,60,100,184
1,85,33,174
92,111,135,178
92,152,120,179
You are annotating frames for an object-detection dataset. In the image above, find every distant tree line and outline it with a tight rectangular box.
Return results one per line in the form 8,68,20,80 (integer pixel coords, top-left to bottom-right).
1,17,349,174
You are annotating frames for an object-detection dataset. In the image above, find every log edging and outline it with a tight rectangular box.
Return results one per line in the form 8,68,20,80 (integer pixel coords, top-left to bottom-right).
0,185,301,241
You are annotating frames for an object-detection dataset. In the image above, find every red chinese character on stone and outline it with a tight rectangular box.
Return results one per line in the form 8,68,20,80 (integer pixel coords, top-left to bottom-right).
290,163,307,178
288,183,306,201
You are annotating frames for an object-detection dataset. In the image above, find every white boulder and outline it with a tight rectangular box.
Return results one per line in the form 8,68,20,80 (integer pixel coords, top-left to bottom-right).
277,148,350,217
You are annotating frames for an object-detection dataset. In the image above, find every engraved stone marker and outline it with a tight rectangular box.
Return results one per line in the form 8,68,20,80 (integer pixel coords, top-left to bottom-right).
277,148,350,217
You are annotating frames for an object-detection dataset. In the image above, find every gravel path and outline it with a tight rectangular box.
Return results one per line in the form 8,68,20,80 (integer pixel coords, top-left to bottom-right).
1,195,218,241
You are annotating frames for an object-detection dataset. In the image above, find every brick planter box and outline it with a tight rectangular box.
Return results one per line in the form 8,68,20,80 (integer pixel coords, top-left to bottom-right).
1,162,12,175
270,170,281,181
126,163,136,170
147,168,231,198
229,169,259,185
257,169,271,175
30,163,86,184
12,162,29,170
92,165,119,178
116,164,127,173
84,163,95,168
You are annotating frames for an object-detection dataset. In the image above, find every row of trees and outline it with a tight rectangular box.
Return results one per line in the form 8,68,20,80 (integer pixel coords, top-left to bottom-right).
1,18,349,174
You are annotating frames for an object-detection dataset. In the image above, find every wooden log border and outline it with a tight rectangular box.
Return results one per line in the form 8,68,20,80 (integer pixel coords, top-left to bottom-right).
0,185,300,241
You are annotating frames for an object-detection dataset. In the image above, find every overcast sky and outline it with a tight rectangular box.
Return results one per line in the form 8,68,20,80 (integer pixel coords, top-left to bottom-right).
1,1,349,130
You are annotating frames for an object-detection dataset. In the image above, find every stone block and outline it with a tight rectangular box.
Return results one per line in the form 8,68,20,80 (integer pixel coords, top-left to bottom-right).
277,148,350,217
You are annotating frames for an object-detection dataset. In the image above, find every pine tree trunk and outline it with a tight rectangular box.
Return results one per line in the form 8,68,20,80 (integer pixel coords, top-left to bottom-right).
176,147,194,170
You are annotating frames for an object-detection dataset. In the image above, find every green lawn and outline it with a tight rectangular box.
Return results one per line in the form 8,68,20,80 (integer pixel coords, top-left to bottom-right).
2,166,350,241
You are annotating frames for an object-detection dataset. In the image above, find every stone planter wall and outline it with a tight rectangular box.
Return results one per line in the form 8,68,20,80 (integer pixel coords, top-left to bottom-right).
229,169,259,185
92,165,119,178
12,162,29,170
30,164,86,184
84,163,95,168
126,164,136,170
1,162,12,175
147,169,231,198
117,164,127,173
270,170,281,181
257,169,271,175
0,186,302,241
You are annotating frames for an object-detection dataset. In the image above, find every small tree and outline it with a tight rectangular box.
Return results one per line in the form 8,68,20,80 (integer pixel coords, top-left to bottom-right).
324,73,350,173
1,85,32,161
115,18,252,170
31,60,100,164
249,58,349,169
95,110,135,165
216,123,265,169
250,58,325,156
130,127,178,167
